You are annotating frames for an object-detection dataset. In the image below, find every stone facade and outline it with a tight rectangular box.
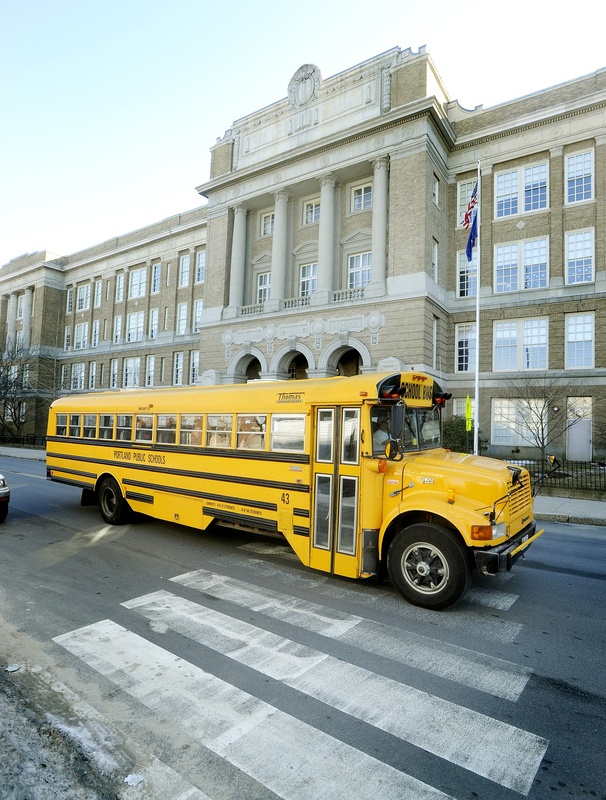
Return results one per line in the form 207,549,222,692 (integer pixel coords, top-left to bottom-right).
2,45,606,459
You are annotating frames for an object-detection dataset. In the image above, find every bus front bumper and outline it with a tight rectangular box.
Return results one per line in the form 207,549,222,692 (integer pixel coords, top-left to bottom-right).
473,523,545,575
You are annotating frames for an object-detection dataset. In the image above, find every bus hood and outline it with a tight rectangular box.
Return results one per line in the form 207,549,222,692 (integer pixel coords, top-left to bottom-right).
401,450,531,518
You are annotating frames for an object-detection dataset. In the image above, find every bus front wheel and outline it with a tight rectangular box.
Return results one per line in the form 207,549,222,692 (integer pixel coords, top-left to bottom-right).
98,477,131,525
387,523,471,610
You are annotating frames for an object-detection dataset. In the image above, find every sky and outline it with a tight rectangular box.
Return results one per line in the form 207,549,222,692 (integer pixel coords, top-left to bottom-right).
2,0,605,268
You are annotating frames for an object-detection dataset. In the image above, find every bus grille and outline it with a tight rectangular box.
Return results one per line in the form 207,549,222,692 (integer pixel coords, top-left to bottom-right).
508,476,532,517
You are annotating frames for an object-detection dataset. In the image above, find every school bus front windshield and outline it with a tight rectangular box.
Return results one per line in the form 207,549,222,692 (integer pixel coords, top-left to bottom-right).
371,406,442,454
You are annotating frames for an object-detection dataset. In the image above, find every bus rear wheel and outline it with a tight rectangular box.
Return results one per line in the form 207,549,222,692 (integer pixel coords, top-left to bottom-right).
98,477,131,525
387,523,471,610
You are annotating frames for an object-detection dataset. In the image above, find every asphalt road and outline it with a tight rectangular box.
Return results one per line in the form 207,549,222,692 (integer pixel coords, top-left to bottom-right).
0,455,605,800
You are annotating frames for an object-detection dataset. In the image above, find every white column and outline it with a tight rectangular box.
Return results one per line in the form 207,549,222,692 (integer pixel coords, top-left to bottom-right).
268,190,290,308
314,175,337,302
368,156,389,296
21,287,34,351
6,293,17,347
227,205,249,312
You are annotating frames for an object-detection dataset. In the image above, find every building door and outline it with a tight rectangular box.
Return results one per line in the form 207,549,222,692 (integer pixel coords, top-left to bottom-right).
566,397,592,461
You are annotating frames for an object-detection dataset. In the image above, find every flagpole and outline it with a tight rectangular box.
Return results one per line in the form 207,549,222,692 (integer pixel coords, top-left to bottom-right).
473,160,481,456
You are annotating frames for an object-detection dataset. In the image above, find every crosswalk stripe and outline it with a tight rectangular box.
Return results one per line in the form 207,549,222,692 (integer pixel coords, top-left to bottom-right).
219,548,525,642
54,620,454,800
171,569,531,701
124,590,548,795
238,542,521,610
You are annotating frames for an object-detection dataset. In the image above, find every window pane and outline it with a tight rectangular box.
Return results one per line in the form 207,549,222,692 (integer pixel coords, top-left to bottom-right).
271,414,305,452
496,171,518,217
206,415,233,448
567,152,592,203
494,322,517,371
524,164,547,211
523,239,547,289
316,409,334,462
566,230,593,284
236,414,266,450
180,414,203,446
157,414,177,444
337,476,357,555
495,245,518,292
341,409,360,464
313,475,332,550
523,319,547,369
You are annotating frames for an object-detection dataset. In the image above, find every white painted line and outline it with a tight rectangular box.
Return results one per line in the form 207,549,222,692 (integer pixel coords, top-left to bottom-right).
125,591,547,795
171,569,531,700
54,620,454,800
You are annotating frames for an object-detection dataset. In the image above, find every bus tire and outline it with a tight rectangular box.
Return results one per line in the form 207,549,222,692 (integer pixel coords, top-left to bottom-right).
387,523,471,610
98,477,131,525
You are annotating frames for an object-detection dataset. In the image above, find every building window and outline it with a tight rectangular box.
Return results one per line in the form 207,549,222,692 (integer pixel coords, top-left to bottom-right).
128,267,146,299
494,238,548,293
174,352,184,385
145,355,155,387
495,162,548,218
457,251,477,297
92,319,100,347
16,295,24,319
126,311,144,342
71,363,85,391
566,151,593,204
351,183,372,212
431,239,438,281
66,288,73,314
432,175,439,207
115,274,124,303
303,199,320,225
566,313,594,369
196,251,206,283
300,263,317,297
110,358,119,389
74,322,89,350
176,303,188,335
491,399,541,446
456,323,476,372
151,263,161,293
261,212,275,237
348,252,372,288
257,273,271,304
190,350,199,384
194,300,203,331
60,365,68,390
566,229,594,284
493,318,548,371
179,255,190,287
76,284,91,311
123,357,141,388
113,315,122,344
149,308,158,340
94,279,102,308
88,362,96,390
64,326,71,351
457,180,476,226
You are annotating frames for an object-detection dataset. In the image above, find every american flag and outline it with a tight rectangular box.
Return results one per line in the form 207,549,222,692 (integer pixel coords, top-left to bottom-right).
462,182,478,229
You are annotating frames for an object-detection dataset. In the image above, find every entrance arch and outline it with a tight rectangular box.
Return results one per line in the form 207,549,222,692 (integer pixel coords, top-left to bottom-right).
268,343,315,380
227,348,268,383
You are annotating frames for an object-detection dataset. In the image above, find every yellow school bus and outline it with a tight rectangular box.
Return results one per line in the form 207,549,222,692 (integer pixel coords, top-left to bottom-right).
46,371,543,609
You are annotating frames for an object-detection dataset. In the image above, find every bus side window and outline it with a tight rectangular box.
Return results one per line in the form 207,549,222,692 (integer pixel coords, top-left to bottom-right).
135,414,153,442
116,415,132,441
157,415,177,444
99,414,114,439
316,409,334,462
271,414,305,452
69,414,81,437
207,415,232,448
180,414,202,446
237,415,265,449
56,414,67,437
83,414,97,438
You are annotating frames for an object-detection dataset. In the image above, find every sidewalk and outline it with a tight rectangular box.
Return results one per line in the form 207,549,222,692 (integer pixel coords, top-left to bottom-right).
1,446,605,526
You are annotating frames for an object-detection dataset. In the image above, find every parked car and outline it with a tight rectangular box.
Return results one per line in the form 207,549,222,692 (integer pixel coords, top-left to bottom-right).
0,473,10,522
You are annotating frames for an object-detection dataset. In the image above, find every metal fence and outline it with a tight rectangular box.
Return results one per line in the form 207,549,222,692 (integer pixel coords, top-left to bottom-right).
507,458,606,496
0,434,46,449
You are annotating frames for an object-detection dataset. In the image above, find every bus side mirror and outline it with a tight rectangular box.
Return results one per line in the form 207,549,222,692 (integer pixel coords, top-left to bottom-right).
390,405,405,441
385,439,400,460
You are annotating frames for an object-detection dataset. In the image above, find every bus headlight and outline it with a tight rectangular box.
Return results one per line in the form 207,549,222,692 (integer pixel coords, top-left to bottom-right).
471,522,506,541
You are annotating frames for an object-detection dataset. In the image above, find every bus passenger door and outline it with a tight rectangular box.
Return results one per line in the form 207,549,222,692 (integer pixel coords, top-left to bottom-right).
310,407,361,579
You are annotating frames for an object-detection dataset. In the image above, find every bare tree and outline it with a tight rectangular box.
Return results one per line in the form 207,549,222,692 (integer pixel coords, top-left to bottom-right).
503,372,590,462
0,341,59,436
